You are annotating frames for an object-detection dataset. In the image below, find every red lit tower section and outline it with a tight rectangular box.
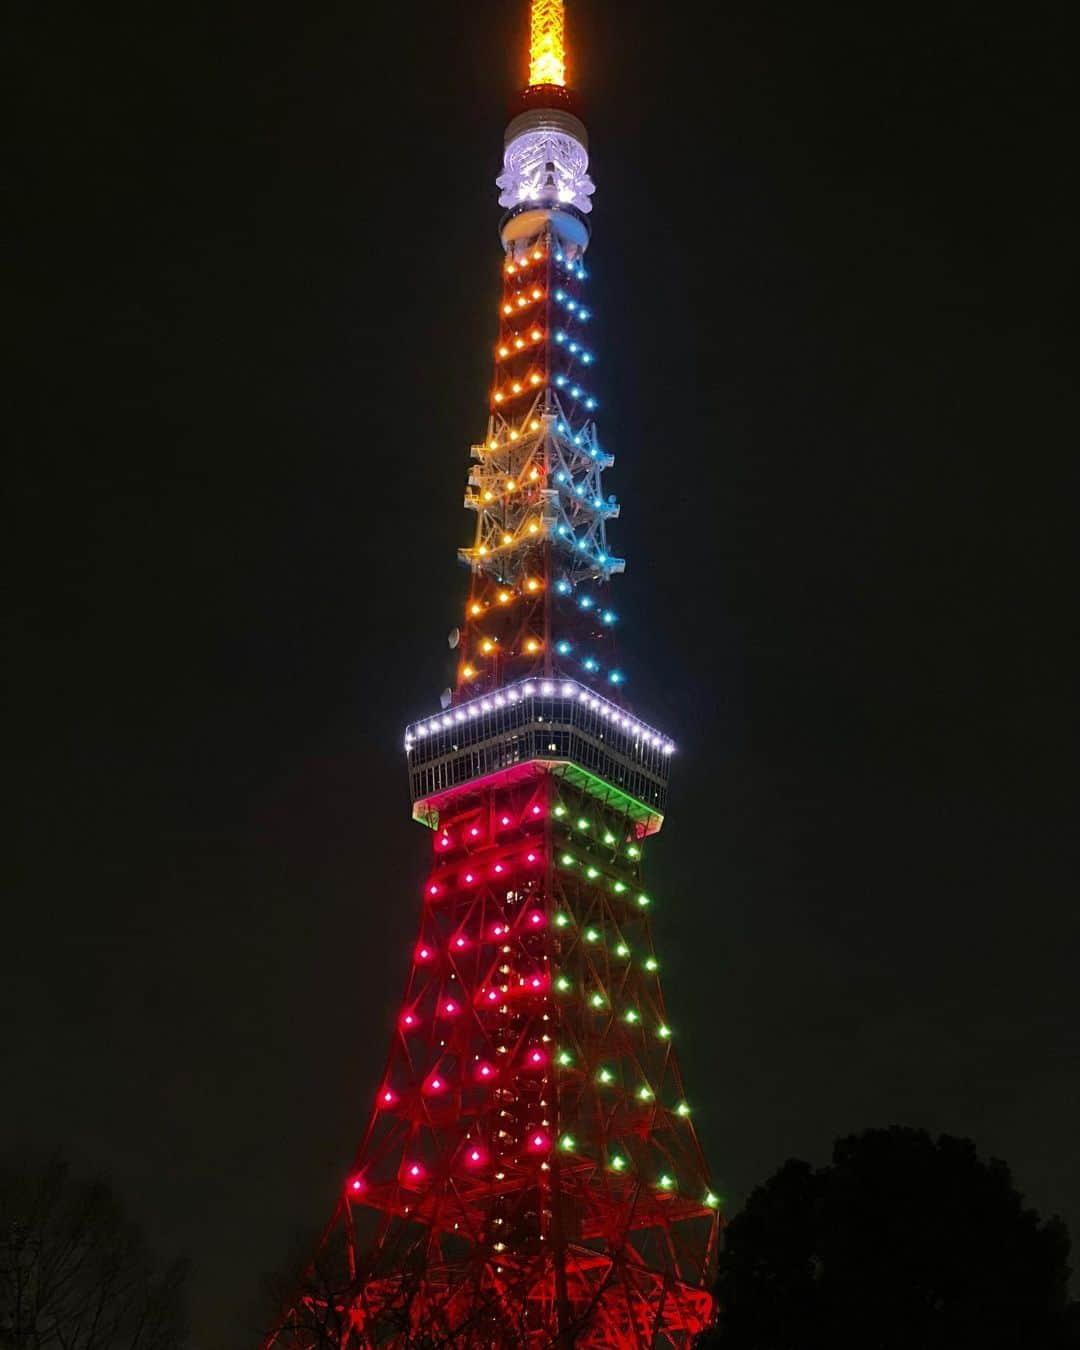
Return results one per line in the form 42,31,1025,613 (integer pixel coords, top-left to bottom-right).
263,3,719,1346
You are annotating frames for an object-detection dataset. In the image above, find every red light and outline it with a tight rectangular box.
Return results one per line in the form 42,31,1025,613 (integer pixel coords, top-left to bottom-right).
439,835,451,849
493,863,505,875
417,945,433,962
476,1062,495,1081
467,1148,484,1165
380,1089,396,1106
501,815,511,827
464,872,476,884
428,884,440,897
401,1012,418,1029
531,805,543,816
528,1132,550,1153
526,852,539,864
529,1049,546,1066
427,1076,444,1093
492,924,505,938
454,936,468,950
530,976,543,989
528,910,544,925
349,1176,366,1194
442,1001,458,1017
486,989,499,1003
406,1162,425,1181
470,826,480,837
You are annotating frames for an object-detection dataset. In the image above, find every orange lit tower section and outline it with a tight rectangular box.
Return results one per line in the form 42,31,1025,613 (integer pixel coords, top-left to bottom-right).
262,3,719,1346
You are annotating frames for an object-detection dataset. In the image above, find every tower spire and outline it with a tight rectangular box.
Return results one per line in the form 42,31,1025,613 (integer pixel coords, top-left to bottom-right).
529,0,568,89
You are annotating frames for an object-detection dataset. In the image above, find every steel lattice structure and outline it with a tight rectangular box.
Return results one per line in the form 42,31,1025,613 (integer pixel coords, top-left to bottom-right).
263,3,719,1345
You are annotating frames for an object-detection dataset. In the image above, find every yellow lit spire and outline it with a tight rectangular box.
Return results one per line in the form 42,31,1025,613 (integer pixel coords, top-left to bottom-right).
529,0,568,87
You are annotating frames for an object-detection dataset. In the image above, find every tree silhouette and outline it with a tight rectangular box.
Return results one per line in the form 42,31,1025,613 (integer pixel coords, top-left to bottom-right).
702,1127,1079,1349
0,1160,186,1350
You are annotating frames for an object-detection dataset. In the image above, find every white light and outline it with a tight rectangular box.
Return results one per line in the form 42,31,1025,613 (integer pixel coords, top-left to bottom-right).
442,716,453,729
417,726,429,738
494,695,505,708
578,689,589,702
481,701,492,713
507,689,520,702
468,706,480,718
541,682,554,695
562,682,575,697
523,683,535,696
455,711,466,723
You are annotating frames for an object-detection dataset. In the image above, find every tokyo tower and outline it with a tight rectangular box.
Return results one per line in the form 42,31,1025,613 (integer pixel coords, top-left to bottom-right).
264,2,719,1344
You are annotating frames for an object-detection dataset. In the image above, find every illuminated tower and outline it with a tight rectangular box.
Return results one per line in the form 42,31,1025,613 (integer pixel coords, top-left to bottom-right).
265,3,719,1345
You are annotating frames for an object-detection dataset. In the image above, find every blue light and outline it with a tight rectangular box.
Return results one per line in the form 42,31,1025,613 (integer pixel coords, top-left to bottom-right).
575,484,585,496
555,251,564,261
580,596,594,610
590,448,598,458
584,658,599,673
555,331,566,344
558,422,567,434
577,539,587,551
555,375,567,387
585,398,597,411
570,386,581,398
602,611,617,625
555,289,566,301
573,434,582,444
579,309,590,321
609,671,624,685
598,553,608,564
567,301,578,314
582,353,593,365
569,342,579,354
594,498,604,509
577,267,587,280
557,641,572,655
556,579,572,594
560,525,570,538
556,471,567,483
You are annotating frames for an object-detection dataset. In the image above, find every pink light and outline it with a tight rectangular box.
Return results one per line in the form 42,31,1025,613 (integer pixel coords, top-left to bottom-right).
500,815,512,827
467,1148,485,1165
401,1012,418,1029
428,884,440,898
349,1176,366,1195
530,975,545,990
531,805,543,817
486,989,499,1003
528,1131,550,1153
464,872,476,884
442,1000,458,1017
380,1089,396,1106
439,835,451,849
427,1076,444,1093
470,826,480,838
493,863,505,875
454,936,468,949
529,1049,547,1066
526,852,539,864
491,924,505,938
406,1162,425,1181
416,945,433,962
528,910,544,925
476,1062,495,1080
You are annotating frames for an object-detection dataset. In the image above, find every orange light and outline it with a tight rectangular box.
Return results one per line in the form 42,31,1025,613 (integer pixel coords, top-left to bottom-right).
527,578,542,592
494,393,504,404
478,546,489,556
499,346,510,358
481,640,495,654
498,591,511,604
463,665,476,679
530,420,540,430
489,439,498,450
502,533,513,545
530,373,542,385
530,0,567,88
506,480,517,492
531,329,542,341
533,249,543,260
525,639,541,654
532,288,542,300
503,304,513,316
512,383,522,394
471,603,483,616
529,467,539,480
509,430,520,441
507,264,517,274
517,297,527,308
484,491,494,502
515,338,525,350
528,522,540,535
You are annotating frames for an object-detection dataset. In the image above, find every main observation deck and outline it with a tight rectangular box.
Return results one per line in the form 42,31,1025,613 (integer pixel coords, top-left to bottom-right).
405,678,674,835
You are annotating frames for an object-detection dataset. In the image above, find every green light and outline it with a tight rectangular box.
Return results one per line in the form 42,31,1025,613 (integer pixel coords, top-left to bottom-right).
637,1085,654,1102
555,912,570,927
637,894,651,908
559,1134,575,1152
586,866,599,879
615,943,630,958
627,846,640,859
610,1155,626,1171
676,1101,691,1117
554,805,566,817
590,993,605,1009
658,1174,675,1190
561,854,575,866
597,1068,614,1085
557,1050,573,1066
612,881,626,894
705,1192,720,1208
603,831,616,845
644,957,659,972
584,928,600,943
625,1009,639,1024
657,1024,672,1040
577,817,590,831
555,977,572,992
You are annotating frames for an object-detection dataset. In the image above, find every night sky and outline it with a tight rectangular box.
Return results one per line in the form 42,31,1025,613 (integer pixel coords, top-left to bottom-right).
6,0,1076,1343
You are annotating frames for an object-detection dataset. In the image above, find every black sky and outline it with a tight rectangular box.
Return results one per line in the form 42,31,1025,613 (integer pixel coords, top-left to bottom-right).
5,0,1077,1343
